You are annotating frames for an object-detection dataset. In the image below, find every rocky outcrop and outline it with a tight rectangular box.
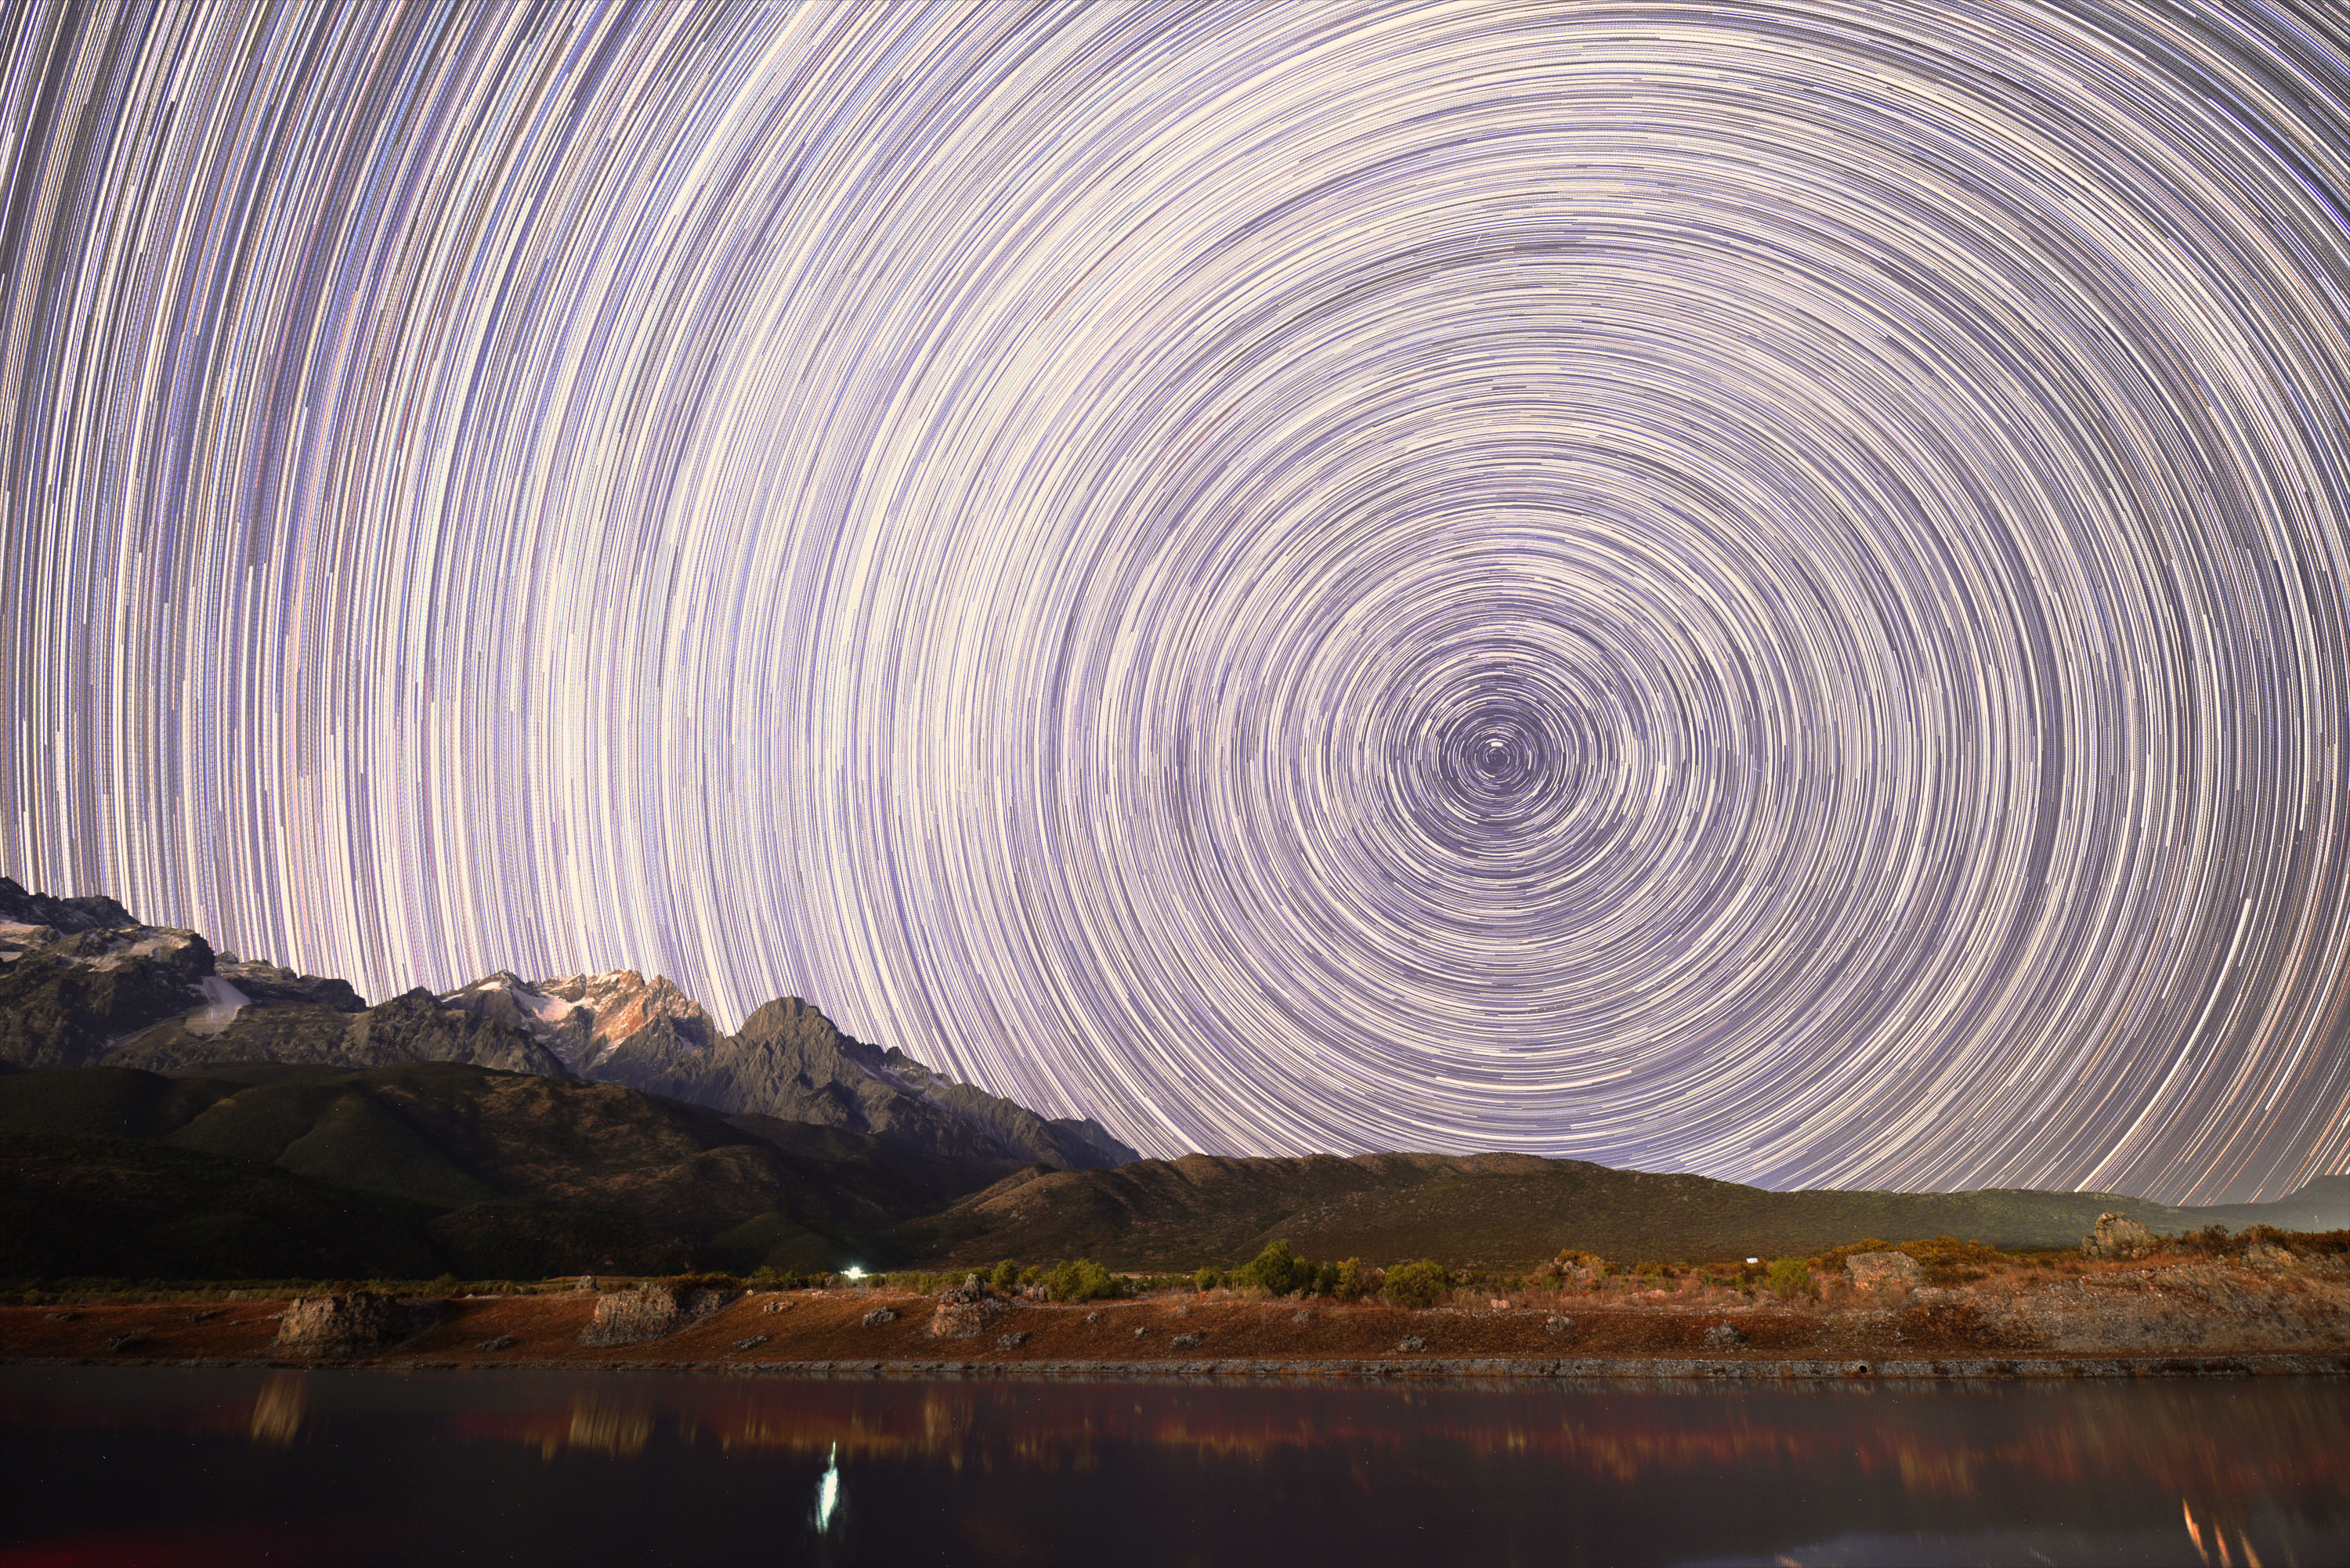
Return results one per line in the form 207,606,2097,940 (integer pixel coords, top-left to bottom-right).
1845,1251,1924,1292
579,1281,731,1346
274,1292,443,1357
215,956,364,1012
2083,1213,2159,1259
0,878,137,938
1975,1255,2350,1353
638,997,1137,1169
927,1274,1009,1339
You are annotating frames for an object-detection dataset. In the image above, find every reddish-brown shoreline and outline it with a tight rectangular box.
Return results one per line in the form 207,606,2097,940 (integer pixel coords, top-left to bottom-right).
9,1252,2347,1380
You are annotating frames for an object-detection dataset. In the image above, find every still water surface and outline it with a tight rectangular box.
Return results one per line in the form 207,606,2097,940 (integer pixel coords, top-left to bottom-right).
2,1367,2342,1566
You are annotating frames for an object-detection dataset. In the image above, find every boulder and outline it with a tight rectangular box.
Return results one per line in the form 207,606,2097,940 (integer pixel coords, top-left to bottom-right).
2082,1213,2159,1260
1703,1322,1747,1349
276,1292,443,1357
578,1281,724,1346
1846,1251,1924,1291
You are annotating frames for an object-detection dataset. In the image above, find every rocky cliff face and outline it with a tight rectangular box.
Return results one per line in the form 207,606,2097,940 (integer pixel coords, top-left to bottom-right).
439,970,718,1086
635,996,1138,1171
1,878,563,1078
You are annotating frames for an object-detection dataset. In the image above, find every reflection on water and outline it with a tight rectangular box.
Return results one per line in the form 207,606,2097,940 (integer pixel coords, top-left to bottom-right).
561,1389,652,1459
3,1369,2344,1566
814,1440,841,1534
247,1371,306,1445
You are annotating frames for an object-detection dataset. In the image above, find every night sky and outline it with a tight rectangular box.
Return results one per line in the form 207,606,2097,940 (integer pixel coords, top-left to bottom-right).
5,2,2348,1203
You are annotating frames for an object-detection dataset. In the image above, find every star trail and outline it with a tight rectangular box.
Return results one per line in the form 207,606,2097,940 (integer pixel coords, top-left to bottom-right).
5,1,2348,1203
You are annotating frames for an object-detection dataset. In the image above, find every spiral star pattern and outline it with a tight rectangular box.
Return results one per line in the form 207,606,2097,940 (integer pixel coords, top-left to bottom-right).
5,1,2348,1204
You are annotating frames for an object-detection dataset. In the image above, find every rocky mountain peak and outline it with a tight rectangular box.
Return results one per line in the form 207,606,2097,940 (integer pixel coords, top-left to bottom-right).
440,966,718,1082
1,876,137,940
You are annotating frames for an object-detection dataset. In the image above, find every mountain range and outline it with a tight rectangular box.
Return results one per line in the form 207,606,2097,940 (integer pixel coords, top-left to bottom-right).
4,876,2341,1283
0,877,1136,1171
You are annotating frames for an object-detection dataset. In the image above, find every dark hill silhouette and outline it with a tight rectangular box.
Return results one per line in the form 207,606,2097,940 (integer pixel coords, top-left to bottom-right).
887,1152,2350,1270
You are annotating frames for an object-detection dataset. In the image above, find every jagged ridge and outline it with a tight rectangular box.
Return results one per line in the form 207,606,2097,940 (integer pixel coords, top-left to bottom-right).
2,878,1137,1171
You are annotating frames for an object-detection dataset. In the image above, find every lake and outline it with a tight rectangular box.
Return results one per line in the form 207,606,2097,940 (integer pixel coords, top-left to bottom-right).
2,1367,2343,1565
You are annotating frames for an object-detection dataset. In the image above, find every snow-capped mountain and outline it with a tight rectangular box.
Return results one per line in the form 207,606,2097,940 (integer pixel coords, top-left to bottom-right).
438,969,718,1086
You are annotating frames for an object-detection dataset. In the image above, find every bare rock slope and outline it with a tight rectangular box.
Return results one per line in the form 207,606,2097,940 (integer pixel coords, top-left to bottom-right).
634,996,1137,1172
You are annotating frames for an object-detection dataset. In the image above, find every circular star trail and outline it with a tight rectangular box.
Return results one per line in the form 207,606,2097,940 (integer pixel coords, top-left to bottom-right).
5,1,2348,1203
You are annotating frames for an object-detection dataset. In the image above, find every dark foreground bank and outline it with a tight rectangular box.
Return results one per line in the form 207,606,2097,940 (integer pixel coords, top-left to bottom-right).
4,1365,2345,1567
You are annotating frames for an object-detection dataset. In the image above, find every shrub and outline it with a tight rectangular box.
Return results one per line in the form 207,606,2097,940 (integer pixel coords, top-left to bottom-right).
1381,1259,1452,1309
1192,1266,1224,1292
989,1260,1020,1293
1238,1240,1307,1296
1043,1259,1125,1302
1766,1258,1813,1298
1896,1237,2004,1282
2174,1224,2239,1257
1307,1262,1340,1297
1332,1258,1378,1300
662,1272,743,1295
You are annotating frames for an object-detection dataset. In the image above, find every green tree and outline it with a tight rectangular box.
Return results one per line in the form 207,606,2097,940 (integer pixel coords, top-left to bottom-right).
1238,1239,1306,1295
1381,1259,1452,1309
1332,1258,1376,1300
989,1259,1020,1293
1193,1266,1224,1292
